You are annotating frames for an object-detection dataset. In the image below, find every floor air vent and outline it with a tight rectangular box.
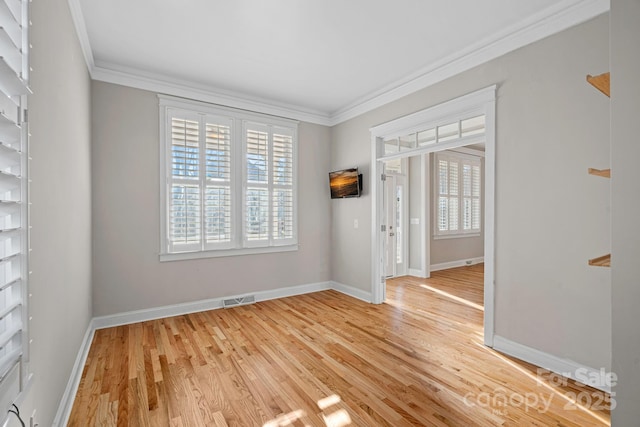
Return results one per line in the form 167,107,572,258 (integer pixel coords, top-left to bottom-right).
223,295,256,308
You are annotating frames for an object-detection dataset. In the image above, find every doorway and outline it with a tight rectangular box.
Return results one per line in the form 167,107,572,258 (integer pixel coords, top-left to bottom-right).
383,160,408,278
370,85,496,346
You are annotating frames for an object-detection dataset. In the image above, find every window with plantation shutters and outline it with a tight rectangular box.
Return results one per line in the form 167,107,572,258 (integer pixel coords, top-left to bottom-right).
0,0,30,415
167,113,234,253
160,96,297,260
244,124,295,246
434,151,481,237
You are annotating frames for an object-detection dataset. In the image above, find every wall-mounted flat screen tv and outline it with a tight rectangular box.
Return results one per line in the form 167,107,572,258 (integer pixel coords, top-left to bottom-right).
329,168,362,198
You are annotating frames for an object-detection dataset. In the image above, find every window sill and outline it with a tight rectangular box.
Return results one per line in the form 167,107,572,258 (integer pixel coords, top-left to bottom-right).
160,244,299,262
433,232,481,240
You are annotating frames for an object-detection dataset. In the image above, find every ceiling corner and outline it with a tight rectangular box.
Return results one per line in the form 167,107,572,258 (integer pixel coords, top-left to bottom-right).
328,0,610,126
67,0,95,73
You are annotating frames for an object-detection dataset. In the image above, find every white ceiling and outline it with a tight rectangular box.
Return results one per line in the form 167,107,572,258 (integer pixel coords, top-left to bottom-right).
72,0,608,125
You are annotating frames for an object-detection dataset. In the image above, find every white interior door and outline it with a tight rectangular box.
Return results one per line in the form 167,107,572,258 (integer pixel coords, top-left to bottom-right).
384,173,408,278
384,177,397,277
395,175,407,277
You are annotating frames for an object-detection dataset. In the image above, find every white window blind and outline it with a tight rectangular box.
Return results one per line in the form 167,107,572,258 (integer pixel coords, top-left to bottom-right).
167,112,234,253
244,123,295,247
0,0,30,416
160,98,297,260
435,151,481,237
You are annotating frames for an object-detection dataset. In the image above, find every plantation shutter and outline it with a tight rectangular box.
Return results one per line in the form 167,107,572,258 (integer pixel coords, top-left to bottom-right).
272,129,294,242
243,123,296,247
204,121,232,248
167,111,234,253
244,124,270,244
435,152,481,236
160,97,298,259
169,114,202,252
0,0,30,413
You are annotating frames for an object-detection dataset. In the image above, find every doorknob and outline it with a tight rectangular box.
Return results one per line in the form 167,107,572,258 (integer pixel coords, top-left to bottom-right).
389,232,395,237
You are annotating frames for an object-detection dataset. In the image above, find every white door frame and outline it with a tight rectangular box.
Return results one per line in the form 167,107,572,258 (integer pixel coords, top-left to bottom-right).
383,163,409,278
384,174,398,278
369,85,496,347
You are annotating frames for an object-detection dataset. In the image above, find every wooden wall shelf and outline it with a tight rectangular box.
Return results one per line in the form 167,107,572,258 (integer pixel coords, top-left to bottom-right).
586,72,611,269
588,168,611,178
588,254,611,267
586,72,610,97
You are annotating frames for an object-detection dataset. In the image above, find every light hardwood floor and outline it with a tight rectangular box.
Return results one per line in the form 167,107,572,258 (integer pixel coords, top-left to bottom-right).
68,264,610,426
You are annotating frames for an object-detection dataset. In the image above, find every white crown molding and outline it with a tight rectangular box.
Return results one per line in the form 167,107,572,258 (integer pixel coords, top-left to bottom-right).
91,64,333,126
66,0,95,72
329,0,610,125
67,0,608,127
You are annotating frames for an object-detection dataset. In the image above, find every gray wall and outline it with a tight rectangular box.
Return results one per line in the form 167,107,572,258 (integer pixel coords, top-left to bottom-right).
611,0,640,424
14,0,93,425
91,82,332,316
331,14,610,370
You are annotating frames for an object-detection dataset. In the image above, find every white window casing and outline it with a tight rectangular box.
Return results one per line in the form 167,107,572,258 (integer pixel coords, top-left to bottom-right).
434,151,482,238
159,96,298,261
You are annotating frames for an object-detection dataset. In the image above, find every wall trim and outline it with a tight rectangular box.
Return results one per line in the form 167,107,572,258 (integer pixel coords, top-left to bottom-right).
408,268,428,278
330,281,373,303
93,281,333,330
66,0,95,72
91,65,332,126
51,322,96,427
430,256,485,272
493,335,612,393
67,0,608,126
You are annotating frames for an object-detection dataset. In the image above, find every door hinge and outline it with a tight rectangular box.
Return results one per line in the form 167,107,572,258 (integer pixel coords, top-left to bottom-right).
381,173,386,181
381,275,385,284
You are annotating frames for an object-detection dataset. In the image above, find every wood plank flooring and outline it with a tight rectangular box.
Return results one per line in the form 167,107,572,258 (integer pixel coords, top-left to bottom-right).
68,264,611,426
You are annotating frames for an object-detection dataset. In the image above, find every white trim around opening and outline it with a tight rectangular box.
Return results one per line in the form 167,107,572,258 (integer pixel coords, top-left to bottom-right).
369,85,496,347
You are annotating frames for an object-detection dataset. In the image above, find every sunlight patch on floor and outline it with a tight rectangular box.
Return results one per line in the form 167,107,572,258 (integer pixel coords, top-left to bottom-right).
263,394,352,427
419,283,484,311
317,394,342,410
322,409,351,427
263,409,307,427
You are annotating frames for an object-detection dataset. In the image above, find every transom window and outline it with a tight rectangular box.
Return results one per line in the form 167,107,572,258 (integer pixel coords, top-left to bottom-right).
383,115,485,156
159,96,298,261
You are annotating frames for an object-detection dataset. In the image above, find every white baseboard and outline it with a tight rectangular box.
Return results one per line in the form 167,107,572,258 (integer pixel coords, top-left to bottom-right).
408,268,428,278
430,256,484,272
52,322,96,427
93,281,333,330
492,335,612,393
330,281,373,303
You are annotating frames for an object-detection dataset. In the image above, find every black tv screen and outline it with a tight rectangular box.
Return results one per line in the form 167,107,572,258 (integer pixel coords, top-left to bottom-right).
329,168,361,198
